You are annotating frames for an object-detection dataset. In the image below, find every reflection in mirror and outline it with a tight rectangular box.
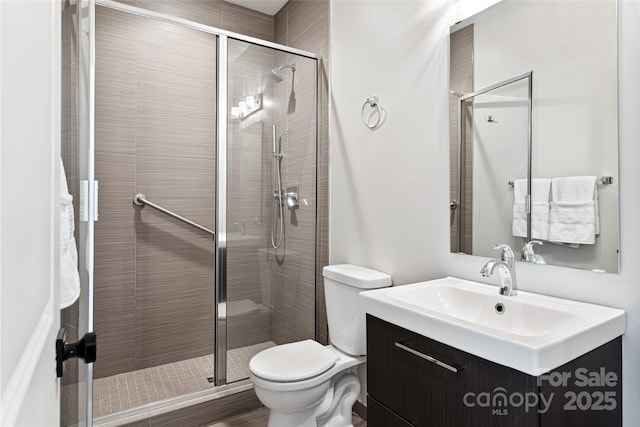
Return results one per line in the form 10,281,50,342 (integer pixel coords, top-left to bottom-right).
455,76,531,256
449,0,619,273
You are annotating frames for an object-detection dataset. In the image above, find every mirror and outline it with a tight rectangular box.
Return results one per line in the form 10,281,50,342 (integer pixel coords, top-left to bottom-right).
449,0,619,273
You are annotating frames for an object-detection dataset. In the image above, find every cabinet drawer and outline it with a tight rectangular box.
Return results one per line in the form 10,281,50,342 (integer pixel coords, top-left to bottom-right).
366,315,538,427
367,396,413,427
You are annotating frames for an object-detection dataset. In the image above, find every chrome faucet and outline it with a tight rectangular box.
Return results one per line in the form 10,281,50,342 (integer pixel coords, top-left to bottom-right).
480,244,518,296
522,240,546,264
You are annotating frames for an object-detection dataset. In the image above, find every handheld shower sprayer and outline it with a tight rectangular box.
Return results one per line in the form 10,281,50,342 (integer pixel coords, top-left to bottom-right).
271,125,284,249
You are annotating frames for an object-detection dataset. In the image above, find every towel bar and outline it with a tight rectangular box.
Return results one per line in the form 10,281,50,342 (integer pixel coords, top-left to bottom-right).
361,96,382,129
508,176,613,188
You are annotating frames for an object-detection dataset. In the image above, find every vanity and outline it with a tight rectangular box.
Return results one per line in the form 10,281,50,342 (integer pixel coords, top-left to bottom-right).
363,0,626,423
361,278,625,427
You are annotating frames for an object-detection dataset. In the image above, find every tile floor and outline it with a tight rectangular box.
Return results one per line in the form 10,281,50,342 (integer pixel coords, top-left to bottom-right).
93,341,275,418
208,407,367,427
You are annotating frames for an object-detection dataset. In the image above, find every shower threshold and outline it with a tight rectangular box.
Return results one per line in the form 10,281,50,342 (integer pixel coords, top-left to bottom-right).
92,341,274,425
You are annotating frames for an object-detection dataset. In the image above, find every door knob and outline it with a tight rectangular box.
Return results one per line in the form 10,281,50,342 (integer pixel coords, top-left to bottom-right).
56,328,97,378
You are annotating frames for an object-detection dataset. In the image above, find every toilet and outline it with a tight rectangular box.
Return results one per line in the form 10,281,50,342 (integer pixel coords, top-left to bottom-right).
249,264,392,427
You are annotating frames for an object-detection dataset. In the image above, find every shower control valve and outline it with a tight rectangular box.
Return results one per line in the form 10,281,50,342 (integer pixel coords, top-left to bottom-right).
285,186,299,209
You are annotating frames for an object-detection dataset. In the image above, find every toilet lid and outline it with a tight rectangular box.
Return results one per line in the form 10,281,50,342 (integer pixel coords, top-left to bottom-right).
249,340,338,382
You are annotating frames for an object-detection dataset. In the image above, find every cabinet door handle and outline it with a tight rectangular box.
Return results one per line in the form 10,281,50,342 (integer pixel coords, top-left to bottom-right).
395,341,463,373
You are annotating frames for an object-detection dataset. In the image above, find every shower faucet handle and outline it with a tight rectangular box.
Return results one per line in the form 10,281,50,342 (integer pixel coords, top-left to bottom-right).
285,186,299,209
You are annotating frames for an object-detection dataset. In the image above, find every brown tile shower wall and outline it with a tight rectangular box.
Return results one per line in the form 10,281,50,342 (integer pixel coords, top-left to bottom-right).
272,0,330,345
449,25,474,254
133,0,274,40
94,1,274,379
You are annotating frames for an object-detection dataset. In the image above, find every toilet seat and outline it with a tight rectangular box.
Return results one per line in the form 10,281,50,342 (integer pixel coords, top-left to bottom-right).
250,340,338,382
250,344,365,392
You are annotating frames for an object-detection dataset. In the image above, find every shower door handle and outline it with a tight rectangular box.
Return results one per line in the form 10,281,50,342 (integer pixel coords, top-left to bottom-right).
56,328,97,378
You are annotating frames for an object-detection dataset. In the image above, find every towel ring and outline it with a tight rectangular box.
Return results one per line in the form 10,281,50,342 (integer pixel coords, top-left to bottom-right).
361,96,382,129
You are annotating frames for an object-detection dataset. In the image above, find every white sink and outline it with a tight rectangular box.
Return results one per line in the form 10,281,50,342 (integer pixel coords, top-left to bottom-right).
360,277,626,376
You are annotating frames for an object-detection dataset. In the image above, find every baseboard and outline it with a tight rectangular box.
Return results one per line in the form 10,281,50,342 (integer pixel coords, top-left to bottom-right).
353,400,367,421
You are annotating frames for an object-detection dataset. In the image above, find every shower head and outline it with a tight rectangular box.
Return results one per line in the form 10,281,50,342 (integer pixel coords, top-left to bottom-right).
270,70,284,83
270,63,296,82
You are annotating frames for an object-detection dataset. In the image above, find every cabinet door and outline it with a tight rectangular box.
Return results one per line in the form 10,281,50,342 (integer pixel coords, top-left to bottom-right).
368,396,413,427
538,338,622,427
367,315,539,427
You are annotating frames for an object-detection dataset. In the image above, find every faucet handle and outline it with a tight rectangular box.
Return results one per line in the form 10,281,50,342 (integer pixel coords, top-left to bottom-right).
522,240,544,263
492,244,515,263
523,240,543,252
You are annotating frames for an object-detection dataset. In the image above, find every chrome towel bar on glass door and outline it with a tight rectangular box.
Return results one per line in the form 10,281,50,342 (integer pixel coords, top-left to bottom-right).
133,194,215,237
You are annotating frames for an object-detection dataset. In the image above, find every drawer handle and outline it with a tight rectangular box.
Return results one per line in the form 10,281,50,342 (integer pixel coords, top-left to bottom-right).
394,342,463,373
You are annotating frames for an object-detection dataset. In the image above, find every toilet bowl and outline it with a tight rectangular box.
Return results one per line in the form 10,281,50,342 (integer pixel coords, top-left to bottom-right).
250,341,364,427
249,264,392,427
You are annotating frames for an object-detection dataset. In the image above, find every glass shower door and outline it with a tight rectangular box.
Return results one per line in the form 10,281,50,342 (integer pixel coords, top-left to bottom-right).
224,38,318,383
89,4,218,419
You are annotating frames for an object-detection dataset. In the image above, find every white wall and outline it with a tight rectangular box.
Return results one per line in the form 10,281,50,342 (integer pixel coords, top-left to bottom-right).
330,0,451,285
330,0,640,424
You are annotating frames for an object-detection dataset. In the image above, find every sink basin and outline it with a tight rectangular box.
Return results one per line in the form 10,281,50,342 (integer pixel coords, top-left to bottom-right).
360,277,625,376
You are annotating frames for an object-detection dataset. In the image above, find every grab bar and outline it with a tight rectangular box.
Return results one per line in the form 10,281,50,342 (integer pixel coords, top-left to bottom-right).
133,194,215,237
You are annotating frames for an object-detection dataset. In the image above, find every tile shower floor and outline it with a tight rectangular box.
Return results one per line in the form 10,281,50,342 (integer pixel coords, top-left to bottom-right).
93,341,275,418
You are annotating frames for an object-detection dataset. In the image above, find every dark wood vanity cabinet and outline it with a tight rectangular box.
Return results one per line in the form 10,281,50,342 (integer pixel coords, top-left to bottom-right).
366,315,622,427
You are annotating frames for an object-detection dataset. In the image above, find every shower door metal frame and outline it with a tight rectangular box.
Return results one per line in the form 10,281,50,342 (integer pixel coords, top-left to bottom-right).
215,35,229,386
74,0,97,424
457,71,533,251
87,0,320,402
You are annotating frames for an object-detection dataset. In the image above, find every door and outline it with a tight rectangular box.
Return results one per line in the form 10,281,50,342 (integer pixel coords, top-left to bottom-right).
0,0,62,425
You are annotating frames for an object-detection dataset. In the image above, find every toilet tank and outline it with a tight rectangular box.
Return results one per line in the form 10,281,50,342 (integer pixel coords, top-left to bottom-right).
323,264,392,356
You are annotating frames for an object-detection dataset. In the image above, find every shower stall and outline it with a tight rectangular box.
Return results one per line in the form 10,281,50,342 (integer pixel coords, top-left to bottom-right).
61,0,321,425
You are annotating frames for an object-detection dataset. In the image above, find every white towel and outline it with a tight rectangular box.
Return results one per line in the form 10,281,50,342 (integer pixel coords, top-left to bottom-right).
531,179,551,240
60,159,81,309
531,179,552,204
549,176,599,245
512,179,551,240
531,203,550,241
512,179,527,237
